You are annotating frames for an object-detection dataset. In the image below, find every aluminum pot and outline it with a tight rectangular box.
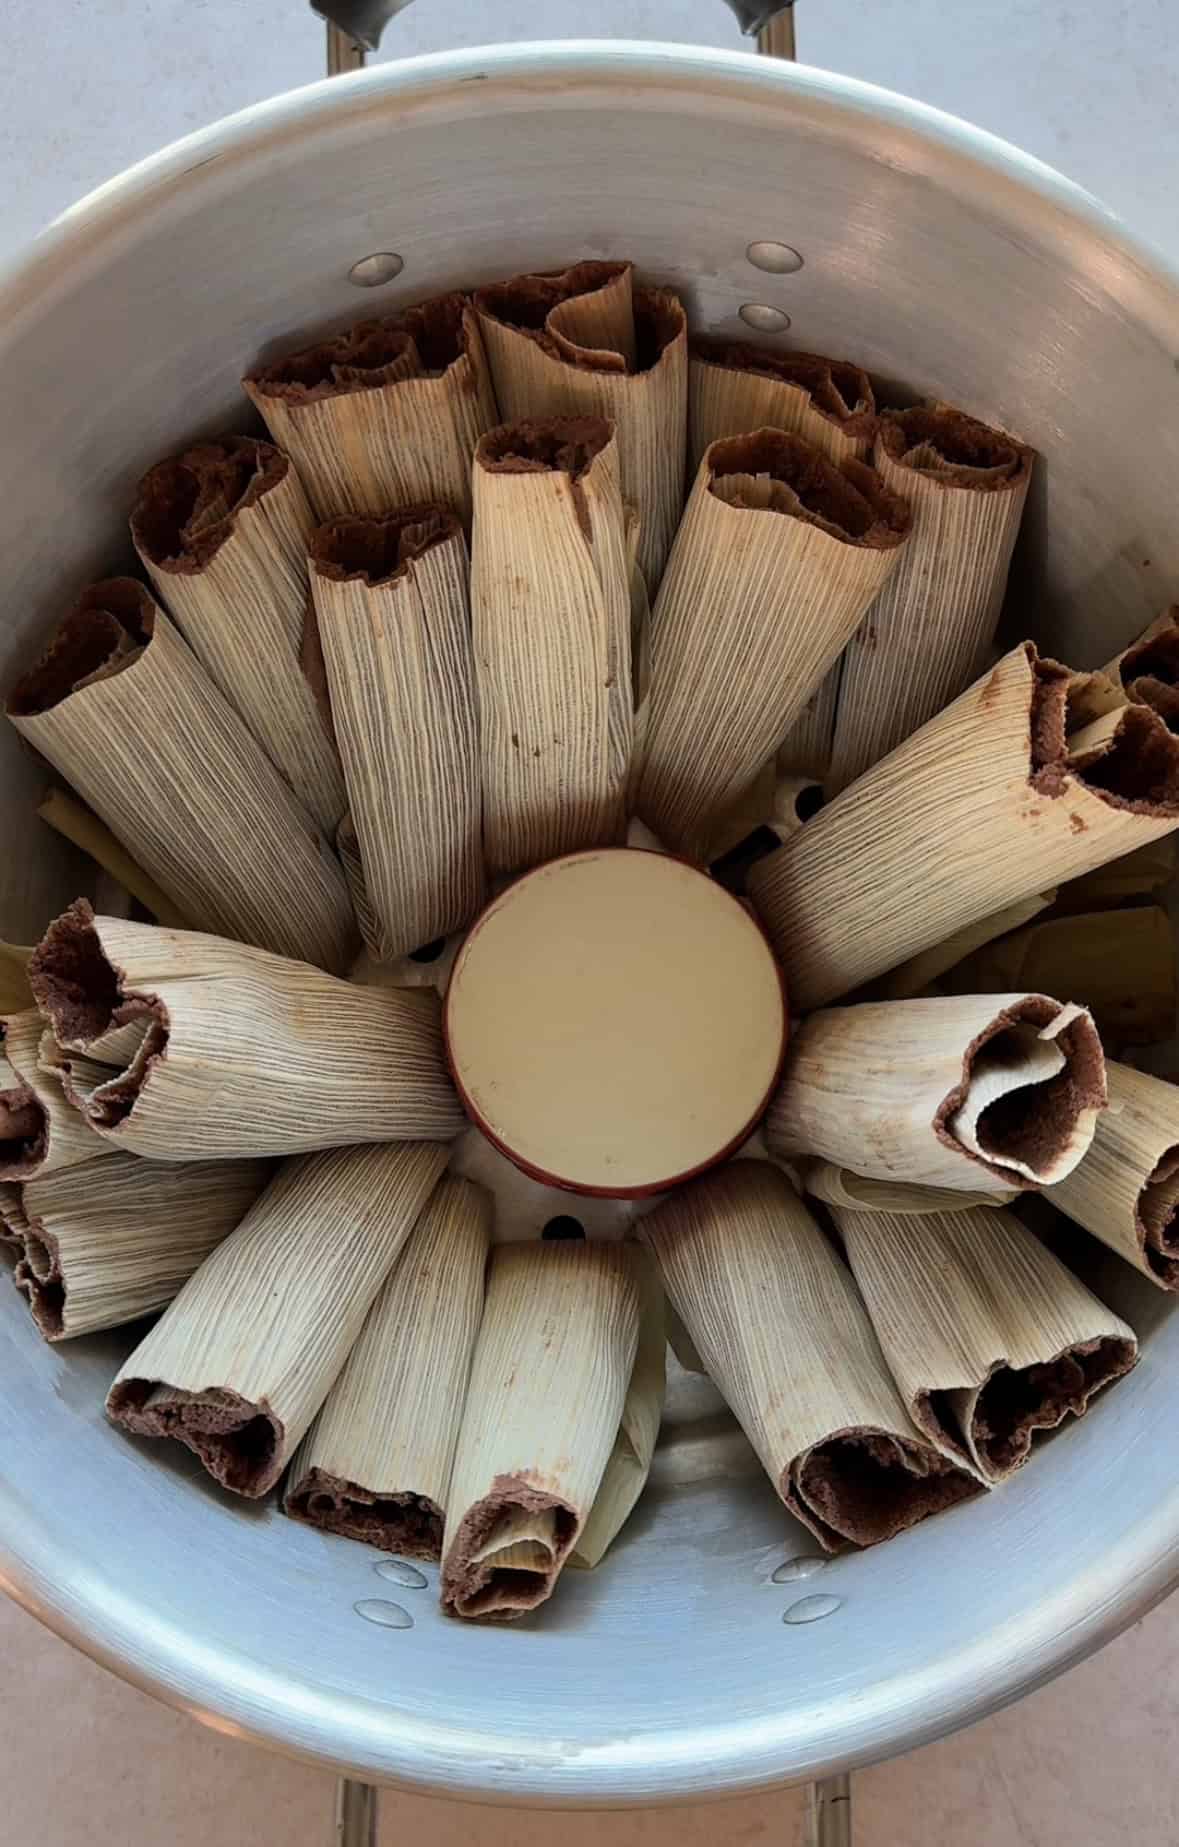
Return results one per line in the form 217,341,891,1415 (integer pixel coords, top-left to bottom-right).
1,38,1178,1812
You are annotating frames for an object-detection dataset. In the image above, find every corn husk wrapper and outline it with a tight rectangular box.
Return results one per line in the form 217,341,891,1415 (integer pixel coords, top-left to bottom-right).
570,1249,666,1569
1052,836,1177,913
30,903,463,1160
0,944,33,1016
6,580,355,973
803,1161,1017,1214
1050,1061,1179,1288
1099,607,1179,728
285,1175,490,1554
440,1241,642,1620
130,437,345,833
636,430,910,859
312,507,485,959
642,1161,978,1550
0,1007,109,1182
336,812,381,960
834,1202,1137,1481
827,406,1034,793
474,261,686,586
107,1142,448,1497
242,294,498,525
776,670,841,781
687,337,875,472
767,994,1106,1194
867,891,1057,1002
940,907,1176,1049
9,1150,269,1340
749,643,1179,1011
37,789,189,928
471,417,632,875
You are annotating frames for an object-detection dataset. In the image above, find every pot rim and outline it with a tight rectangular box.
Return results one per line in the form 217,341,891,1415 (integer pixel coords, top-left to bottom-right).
2,40,1178,1806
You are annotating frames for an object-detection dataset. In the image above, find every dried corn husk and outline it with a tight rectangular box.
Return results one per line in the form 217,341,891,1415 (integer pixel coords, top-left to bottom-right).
749,643,1179,1011
688,337,875,471
471,417,632,875
0,945,33,1016
11,1150,269,1340
642,1161,978,1549
776,670,841,780
868,891,1057,1001
107,1142,448,1497
827,405,1034,792
1051,1061,1179,1287
474,261,687,585
242,294,498,525
1053,836,1177,913
336,812,381,960
1100,607,1179,727
636,430,910,858
834,1202,1137,1481
312,506,484,959
30,903,463,1160
285,1175,490,1554
570,1249,666,1569
6,579,355,972
0,1007,108,1181
767,994,1105,1194
803,1162,1017,1213
941,907,1176,1049
37,789,189,927
130,436,345,832
0,1182,28,1251
440,1241,642,1619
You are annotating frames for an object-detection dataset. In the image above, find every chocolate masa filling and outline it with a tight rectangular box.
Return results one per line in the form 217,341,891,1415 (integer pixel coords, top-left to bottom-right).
246,293,470,403
13,1223,66,1339
131,437,286,573
0,1076,46,1180
879,405,1029,486
27,900,167,1127
309,503,460,586
1138,1148,1179,1282
933,995,1105,1184
1028,646,1179,812
441,1481,577,1620
107,1380,282,1497
288,1470,444,1558
690,335,875,429
7,579,155,718
476,415,614,479
475,263,681,376
944,1338,1137,1474
794,1429,977,1548
707,429,910,547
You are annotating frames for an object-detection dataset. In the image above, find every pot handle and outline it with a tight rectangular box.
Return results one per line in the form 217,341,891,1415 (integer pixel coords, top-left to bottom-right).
314,1,796,70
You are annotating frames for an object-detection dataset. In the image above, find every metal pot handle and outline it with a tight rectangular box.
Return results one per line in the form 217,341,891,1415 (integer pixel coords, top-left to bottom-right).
314,1,795,70
312,7,842,1842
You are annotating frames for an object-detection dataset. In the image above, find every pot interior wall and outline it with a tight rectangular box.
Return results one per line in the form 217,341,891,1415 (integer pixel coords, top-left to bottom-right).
0,44,1176,1806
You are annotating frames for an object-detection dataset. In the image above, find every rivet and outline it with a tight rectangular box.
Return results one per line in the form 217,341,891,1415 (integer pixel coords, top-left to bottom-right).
738,303,792,333
348,252,404,288
746,241,804,274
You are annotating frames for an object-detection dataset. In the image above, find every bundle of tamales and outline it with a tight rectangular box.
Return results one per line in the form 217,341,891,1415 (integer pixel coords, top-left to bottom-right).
0,264,1158,1631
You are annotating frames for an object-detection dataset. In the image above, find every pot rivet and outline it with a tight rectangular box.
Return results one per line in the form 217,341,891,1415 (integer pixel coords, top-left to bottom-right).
746,241,804,274
354,1598,414,1628
373,1558,428,1589
739,303,791,333
348,252,405,287
783,1593,843,1625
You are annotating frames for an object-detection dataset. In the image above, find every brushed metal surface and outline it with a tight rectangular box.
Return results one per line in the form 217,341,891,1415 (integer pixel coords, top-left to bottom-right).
0,41,1178,1808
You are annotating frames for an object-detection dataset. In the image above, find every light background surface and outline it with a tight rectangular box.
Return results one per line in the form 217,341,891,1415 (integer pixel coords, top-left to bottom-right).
2,3,1178,1842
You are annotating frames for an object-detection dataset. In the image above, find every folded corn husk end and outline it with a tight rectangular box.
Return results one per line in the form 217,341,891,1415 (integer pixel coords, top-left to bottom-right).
835,1201,1138,1483
439,1484,579,1620
569,1248,666,1569
0,1038,46,1181
939,995,1106,1187
106,1380,283,1495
